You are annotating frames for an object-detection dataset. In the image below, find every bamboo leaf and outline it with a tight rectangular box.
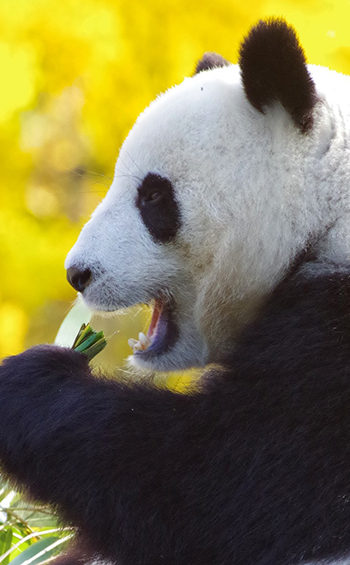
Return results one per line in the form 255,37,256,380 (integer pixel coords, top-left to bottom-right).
8,536,60,565
0,529,13,565
54,297,92,348
80,338,108,361
72,323,93,349
0,488,13,505
74,330,100,352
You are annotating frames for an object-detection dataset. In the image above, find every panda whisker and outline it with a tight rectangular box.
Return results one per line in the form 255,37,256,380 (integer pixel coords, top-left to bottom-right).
113,171,142,187
116,153,144,184
124,149,146,178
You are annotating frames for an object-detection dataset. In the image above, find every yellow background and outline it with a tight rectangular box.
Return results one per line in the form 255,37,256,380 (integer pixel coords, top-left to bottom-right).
1,0,350,372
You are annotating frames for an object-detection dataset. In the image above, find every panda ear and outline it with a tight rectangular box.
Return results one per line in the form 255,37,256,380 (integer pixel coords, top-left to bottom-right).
193,52,230,75
238,18,317,133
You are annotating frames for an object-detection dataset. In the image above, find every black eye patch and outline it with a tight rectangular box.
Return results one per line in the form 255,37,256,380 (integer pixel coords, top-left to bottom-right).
136,173,181,243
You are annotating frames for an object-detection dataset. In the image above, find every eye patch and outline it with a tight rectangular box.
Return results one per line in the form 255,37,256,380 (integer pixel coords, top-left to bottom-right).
136,173,181,243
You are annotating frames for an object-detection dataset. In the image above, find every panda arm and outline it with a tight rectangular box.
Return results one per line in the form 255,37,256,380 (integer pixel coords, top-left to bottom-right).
0,345,208,560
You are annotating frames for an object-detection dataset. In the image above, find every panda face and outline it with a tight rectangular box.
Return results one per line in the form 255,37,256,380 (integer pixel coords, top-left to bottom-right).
65,20,331,371
66,68,246,370
66,67,297,370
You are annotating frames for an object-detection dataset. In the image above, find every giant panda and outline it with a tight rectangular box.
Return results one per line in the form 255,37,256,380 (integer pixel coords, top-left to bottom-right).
1,17,350,565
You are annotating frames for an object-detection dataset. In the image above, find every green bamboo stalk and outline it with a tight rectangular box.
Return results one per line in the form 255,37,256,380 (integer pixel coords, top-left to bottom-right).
71,323,107,361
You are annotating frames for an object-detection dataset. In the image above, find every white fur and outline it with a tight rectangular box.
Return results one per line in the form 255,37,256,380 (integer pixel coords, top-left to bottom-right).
65,63,350,371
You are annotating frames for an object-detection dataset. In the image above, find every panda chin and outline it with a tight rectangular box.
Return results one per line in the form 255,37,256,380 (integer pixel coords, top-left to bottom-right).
130,297,179,362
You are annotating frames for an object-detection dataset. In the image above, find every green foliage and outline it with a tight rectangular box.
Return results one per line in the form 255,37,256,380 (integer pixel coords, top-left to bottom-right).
0,479,72,564
72,323,107,360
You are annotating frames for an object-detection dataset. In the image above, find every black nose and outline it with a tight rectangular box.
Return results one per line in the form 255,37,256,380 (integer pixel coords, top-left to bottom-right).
66,266,92,293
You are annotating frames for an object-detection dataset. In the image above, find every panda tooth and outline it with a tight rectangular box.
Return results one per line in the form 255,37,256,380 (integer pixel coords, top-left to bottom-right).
128,338,142,352
139,332,151,349
128,334,152,353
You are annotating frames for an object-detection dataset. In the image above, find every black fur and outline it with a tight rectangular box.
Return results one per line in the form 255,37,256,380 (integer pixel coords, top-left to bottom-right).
136,173,181,243
193,52,230,75
2,263,350,564
50,546,92,565
239,18,317,132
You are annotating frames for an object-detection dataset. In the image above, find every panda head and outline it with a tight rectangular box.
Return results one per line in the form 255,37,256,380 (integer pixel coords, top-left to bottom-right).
65,19,333,372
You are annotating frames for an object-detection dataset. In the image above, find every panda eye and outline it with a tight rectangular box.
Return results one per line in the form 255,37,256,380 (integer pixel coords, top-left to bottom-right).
137,175,170,208
140,189,163,205
136,173,181,243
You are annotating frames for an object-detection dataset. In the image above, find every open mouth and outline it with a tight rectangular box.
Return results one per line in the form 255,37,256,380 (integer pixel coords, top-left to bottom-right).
128,296,178,358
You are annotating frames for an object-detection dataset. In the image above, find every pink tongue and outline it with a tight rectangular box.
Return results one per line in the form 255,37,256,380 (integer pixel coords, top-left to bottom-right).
147,300,162,339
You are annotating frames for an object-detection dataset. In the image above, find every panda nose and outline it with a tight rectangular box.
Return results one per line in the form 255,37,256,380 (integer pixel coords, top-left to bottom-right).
66,266,92,293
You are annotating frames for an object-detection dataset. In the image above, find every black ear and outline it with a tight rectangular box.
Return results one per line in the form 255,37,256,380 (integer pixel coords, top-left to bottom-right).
194,52,230,75
239,18,317,133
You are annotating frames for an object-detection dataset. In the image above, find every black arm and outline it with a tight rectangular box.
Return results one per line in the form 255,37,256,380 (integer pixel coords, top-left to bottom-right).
0,345,207,562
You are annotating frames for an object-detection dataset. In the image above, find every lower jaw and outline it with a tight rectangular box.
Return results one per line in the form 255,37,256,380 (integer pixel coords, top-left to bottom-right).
130,336,209,372
133,318,210,372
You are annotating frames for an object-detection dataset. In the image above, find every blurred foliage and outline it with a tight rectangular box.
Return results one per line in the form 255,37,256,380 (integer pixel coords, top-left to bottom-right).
1,0,350,561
